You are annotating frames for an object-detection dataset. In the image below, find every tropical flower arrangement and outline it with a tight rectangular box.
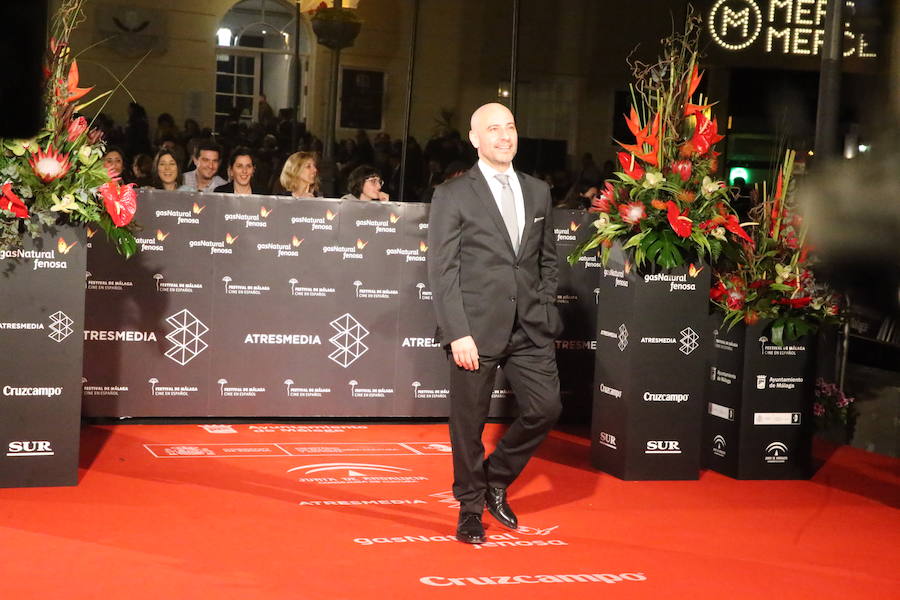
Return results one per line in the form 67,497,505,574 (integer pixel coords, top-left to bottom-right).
710,149,842,345
813,378,856,431
0,0,137,258
569,13,750,269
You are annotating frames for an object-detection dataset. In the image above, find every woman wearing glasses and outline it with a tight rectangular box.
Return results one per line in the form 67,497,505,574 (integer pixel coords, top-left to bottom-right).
342,164,390,202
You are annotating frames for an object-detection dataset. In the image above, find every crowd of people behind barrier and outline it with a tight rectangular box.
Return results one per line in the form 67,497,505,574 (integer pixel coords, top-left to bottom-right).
96,101,615,207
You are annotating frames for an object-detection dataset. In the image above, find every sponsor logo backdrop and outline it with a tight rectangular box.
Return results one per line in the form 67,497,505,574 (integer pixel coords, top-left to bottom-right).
1,225,87,487
83,192,598,417
703,318,814,479
589,244,710,480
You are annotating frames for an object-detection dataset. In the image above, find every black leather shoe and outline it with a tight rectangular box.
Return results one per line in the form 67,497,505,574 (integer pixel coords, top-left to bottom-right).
456,512,486,544
485,487,518,530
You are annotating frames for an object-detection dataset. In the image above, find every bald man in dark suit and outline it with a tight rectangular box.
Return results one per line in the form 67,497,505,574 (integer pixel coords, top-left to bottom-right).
427,103,563,544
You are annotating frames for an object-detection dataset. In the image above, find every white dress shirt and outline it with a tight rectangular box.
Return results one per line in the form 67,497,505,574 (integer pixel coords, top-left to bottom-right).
477,159,525,244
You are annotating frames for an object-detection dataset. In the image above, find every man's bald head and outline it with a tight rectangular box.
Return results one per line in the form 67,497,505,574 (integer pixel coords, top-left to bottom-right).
469,103,518,171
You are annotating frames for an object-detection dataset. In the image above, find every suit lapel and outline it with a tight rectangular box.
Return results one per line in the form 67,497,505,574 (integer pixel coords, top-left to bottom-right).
468,168,516,256
516,171,534,259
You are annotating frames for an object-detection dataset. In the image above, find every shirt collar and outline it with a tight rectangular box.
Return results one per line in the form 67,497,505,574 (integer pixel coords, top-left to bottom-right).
478,159,515,182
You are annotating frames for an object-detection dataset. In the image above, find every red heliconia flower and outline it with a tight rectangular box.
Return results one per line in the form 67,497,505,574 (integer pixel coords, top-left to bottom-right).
0,182,28,218
688,112,724,156
590,181,617,213
28,145,72,183
666,201,692,237
671,159,692,182
724,214,753,245
63,60,93,104
618,108,660,166
98,180,137,226
617,151,645,180
618,202,647,225
67,116,88,142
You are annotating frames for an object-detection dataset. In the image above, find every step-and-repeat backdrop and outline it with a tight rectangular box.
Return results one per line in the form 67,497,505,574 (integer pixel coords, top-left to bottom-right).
83,190,600,417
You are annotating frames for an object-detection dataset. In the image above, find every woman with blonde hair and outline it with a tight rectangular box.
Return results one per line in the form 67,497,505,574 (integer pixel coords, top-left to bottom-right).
279,151,319,198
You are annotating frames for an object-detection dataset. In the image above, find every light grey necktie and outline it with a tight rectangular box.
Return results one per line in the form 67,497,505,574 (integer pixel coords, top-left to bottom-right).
494,173,519,252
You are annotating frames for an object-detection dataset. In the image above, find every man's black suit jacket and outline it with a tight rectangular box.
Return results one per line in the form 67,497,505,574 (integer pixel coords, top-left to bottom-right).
427,166,562,356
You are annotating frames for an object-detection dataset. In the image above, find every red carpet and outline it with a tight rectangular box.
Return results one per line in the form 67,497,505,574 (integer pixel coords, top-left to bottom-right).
1,423,897,599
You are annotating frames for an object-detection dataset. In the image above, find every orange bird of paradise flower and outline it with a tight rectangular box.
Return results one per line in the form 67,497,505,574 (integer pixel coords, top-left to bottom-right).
616,107,660,166
63,61,93,104
683,64,713,116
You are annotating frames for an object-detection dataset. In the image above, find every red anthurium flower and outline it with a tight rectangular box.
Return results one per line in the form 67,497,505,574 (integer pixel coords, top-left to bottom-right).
710,281,726,301
666,201,692,237
98,180,137,226
590,182,617,213
776,297,812,309
0,183,28,218
618,108,660,166
688,112,724,156
28,145,71,183
618,202,647,225
67,116,88,142
64,60,93,104
672,159,692,182
617,151,645,180
723,214,753,245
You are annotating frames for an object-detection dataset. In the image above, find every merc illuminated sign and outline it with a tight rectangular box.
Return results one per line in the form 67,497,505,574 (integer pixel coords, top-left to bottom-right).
707,0,877,58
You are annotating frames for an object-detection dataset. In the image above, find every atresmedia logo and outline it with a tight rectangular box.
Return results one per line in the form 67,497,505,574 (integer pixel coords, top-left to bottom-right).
328,313,369,368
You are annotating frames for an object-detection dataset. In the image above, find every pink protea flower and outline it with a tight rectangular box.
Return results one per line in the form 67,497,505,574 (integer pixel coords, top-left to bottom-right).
618,201,646,225
67,116,88,142
28,145,72,183
671,159,692,182
590,182,617,213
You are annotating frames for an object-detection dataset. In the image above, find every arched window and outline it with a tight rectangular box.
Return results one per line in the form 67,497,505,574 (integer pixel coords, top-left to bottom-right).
215,0,311,133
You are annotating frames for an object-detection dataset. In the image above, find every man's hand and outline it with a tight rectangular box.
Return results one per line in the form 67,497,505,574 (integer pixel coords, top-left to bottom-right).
450,335,479,371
